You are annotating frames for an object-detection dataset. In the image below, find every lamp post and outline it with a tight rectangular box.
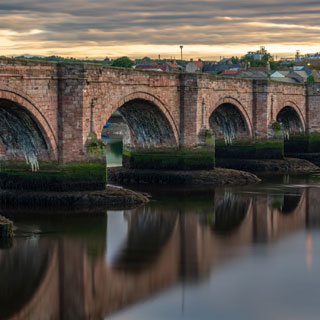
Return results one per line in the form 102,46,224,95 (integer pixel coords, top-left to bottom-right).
180,45,183,61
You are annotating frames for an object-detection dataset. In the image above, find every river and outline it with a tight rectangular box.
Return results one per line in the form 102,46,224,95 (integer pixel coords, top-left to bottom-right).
1,141,320,319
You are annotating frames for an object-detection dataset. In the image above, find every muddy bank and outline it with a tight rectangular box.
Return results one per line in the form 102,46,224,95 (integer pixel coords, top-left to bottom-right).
286,153,320,167
108,167,260,185
0,186,148,210
215,157,320,174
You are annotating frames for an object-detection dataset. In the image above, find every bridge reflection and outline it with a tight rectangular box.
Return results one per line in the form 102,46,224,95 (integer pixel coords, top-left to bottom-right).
0,186,318,320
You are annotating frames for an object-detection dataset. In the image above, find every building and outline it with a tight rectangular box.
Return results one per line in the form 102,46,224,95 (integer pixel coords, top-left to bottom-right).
186,59,204,73
202,63,241,75
245,46,268,60
135,62,163,72
163,61,183,72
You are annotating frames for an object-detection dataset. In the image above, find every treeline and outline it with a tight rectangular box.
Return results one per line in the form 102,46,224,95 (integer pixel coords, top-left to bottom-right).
15,55,110,65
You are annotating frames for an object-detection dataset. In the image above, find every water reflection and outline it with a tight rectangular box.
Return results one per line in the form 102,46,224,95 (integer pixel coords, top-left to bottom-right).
1,176,320,319
102,137,122,167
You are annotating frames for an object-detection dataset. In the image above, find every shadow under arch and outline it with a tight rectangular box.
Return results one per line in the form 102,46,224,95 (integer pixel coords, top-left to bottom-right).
0,99,50,163
104,92,179,148
0,89,57,159
209,101,252,142
276,105,305,134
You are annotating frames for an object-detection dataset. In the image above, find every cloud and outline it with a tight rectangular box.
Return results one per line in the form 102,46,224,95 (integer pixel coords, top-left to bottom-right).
0,0,320,58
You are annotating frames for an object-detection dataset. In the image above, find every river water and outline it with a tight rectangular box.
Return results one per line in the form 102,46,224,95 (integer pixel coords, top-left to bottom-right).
1,142,320,320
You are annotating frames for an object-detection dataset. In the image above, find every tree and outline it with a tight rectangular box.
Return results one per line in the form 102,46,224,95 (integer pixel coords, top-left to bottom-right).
111,56,134,68
307,75,315,83
231,56,239,64
270,61,279,71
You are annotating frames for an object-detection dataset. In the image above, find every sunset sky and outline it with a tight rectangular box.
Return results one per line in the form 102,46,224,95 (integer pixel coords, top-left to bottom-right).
1,0,320,60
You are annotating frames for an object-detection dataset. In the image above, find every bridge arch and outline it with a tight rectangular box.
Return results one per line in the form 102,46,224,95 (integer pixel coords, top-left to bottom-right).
208,97,252,141
103,92,179,148
276,102,306,134
0,89,57,160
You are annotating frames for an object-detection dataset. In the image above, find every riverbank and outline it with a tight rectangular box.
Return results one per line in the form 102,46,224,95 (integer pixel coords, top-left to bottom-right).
0,186,148,210
108,167,260,185
215,157,320,174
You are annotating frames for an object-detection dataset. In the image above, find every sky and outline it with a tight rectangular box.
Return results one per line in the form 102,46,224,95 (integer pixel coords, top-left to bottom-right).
0,0,320,60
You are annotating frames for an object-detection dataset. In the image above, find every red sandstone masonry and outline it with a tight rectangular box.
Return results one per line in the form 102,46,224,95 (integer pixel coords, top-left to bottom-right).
0,58,318,163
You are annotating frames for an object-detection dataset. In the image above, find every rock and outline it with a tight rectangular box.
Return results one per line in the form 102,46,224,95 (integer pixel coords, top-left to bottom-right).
215,157,320,174
0,186,148,210
0,216,13,238
108,167,260,185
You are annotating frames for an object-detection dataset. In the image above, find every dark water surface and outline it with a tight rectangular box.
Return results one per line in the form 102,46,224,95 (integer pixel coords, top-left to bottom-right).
1,173,320,320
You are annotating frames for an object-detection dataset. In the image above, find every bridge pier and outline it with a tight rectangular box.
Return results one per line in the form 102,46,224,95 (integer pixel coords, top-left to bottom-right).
122,129,215,170
210,80,286,168
280,84,320,165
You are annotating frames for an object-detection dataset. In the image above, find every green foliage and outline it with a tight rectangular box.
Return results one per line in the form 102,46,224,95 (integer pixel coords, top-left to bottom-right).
271,121,282,131
0,162,107,191
111,56,134,68
231,56,240,64
176,60,187,67
205,130,215,146
215,139,284,160
270,61,279,70
15,55,109,65
123,148,215,170
242,53,280,70
307,75,315,83
87,139,106,157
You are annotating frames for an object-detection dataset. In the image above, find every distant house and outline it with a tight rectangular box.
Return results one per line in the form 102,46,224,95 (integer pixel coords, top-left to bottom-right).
237,69,268,79
135,62,163,72
202,63,241,75
293,66,305,71
288,70,312,83
271,71,289,78
220,68,244,76
163,61,183,72
186,59,204,73
270,70,315,83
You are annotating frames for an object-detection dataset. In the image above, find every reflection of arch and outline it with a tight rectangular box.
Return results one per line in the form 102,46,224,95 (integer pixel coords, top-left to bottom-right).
281,193,303,214
208,97,253,137
276,103,305,132
0,241,54,320
112,209,178,272
0,89,57,158
211,193,250,235
105,92,179,146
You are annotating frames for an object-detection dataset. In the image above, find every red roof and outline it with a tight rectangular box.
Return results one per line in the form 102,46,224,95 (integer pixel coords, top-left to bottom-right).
194,60,203,68
221,69,240,75
164,62,180,69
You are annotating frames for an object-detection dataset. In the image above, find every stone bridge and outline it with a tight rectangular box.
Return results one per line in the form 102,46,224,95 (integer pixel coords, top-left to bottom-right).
1,58,320,187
